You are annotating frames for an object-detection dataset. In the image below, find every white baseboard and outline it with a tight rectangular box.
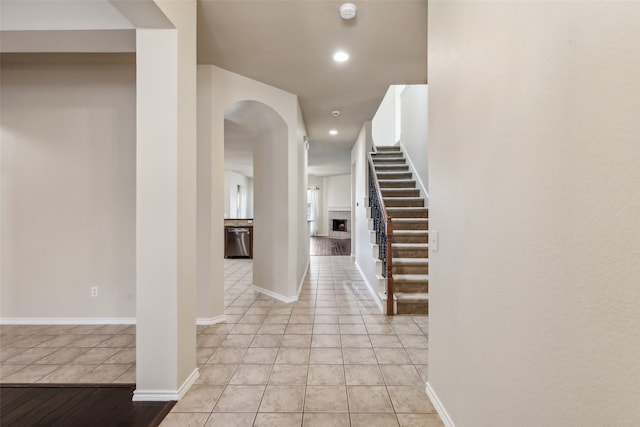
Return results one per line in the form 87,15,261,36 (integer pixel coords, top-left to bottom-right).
196,315,226,325
133,368,200,402
251,285,298,304
426,382,456,427
0,317,136,325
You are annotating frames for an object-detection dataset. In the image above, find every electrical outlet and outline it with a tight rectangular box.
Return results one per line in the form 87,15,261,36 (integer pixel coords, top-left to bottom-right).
91,286,98,297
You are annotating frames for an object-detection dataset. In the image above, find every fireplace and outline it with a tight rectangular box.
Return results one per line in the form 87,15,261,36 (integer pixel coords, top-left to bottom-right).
332,219,347,232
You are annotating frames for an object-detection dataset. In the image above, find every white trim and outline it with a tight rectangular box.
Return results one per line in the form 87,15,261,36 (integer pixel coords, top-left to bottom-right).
196,315,226,325
399,141,429,203
426,382,456,427
297,259,310,298
133,368,200,402
251,285,298,304
0,317,136,325
354,260,384,313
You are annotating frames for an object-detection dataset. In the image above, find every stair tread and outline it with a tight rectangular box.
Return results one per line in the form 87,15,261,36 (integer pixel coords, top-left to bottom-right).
392,257,429,264
387,207,427,210
392,243,429,248
394,274,429,281
392,218,428,222
393,230,428,234
395,292,429,301
383,197,423,201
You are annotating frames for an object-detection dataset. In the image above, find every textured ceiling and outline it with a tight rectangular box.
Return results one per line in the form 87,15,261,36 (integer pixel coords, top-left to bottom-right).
198,0,427,176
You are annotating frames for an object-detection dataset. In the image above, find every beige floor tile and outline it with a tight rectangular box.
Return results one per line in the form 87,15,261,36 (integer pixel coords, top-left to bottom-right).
103,348,136,364
208,348,246,364
373,348,412,364
172,384,225,412
350,413,400,427
34,347,89,365
398,335,428,349
257,324,287,335
197,347,216,365
259,385,306,412
2,364,60,382
98,334,135,348
342,347,377,364
307,364,345,385
285,324,313,335
339,324,368,335
311,334,341,348
340,335,372,348
397,413,445,427
11,334,56,348
77,364,132,383
369,335,403,348
214,385,265,412
113,364,136,383
309,348,343,364
304,385,348,412
242,347,279,364
39,364,97,383
387,386,436,413
415,364,428,382
197,364,237,385
204,412,255,427
275,348,310,364
365,324,395,335
71,347,120,364
0,364,27,380
35,334,82,348
312,324,340,334
251,335,283,348
253,412,303,427
314,315,338,324
302,412,350,427
344,365,385,385
269,364,308,385
392,324,424,335
71,334,112,347
347,385,394,413
405,348,428,365
197,334,226,348
4,347,56,364
380,365,424,386
220,335,254,348
230,364,272,385
160,412,209,427
281,334,312,348
0,347,26,362
230,323,262,334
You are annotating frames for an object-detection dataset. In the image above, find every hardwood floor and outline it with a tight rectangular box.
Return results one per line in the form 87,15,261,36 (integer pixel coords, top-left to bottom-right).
0,384,174,427
310,237,351,256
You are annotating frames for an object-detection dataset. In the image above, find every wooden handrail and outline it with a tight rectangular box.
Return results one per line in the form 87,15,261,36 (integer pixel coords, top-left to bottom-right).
367,152,394,315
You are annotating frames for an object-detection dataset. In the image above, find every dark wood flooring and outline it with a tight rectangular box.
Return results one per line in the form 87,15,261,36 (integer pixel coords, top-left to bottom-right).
0,384,175,427
310,237,351,256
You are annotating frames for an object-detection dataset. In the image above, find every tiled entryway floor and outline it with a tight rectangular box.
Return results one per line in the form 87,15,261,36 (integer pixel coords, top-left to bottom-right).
0,256,441,427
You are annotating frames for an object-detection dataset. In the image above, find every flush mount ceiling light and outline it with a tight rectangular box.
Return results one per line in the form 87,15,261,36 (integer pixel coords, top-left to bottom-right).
340,3,357,20
329,129,338,135
333,51,349,63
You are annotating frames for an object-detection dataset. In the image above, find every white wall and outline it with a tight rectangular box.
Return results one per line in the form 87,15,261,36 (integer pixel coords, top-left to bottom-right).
428,2,640,426
371,86,398,147
224,170,253,218
0,55,136,319
400,85,428,198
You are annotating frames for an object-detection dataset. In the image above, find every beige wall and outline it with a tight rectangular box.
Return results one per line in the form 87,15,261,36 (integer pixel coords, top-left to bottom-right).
0,55,136,320
428,1,640,426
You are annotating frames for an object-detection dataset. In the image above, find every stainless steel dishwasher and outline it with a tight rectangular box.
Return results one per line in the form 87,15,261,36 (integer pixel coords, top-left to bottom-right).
225,227,252,258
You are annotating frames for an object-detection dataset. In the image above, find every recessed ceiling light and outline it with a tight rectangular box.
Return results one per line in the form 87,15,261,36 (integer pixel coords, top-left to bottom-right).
331,110,341,117
329,129,338,135
333,51,349,63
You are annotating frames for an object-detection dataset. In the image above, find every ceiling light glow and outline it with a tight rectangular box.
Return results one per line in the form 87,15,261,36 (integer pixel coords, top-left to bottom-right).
333,51,349,63
329,129,338,135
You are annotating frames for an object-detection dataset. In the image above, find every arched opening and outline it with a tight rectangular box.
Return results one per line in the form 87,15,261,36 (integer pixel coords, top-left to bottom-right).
224,100,289,297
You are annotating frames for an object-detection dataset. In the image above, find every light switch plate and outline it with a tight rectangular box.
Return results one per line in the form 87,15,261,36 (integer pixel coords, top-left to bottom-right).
429,230,439,252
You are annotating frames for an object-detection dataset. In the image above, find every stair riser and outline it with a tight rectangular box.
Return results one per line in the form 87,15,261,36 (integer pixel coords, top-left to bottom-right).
393,264,429,275
384,199,424,207
393,234,428,243
375,165,410,172
392,221,429,231
397,301,428,315
377,172,412,180
392,248,429,258
379,181,416,188
376,147,402,151
382,189,420,198
372,158,406,164
387,209,428,218
394,282,429,294
372,152,403,158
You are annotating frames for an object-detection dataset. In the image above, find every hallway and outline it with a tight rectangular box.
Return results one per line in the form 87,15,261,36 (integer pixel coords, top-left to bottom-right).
1,256,438,426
